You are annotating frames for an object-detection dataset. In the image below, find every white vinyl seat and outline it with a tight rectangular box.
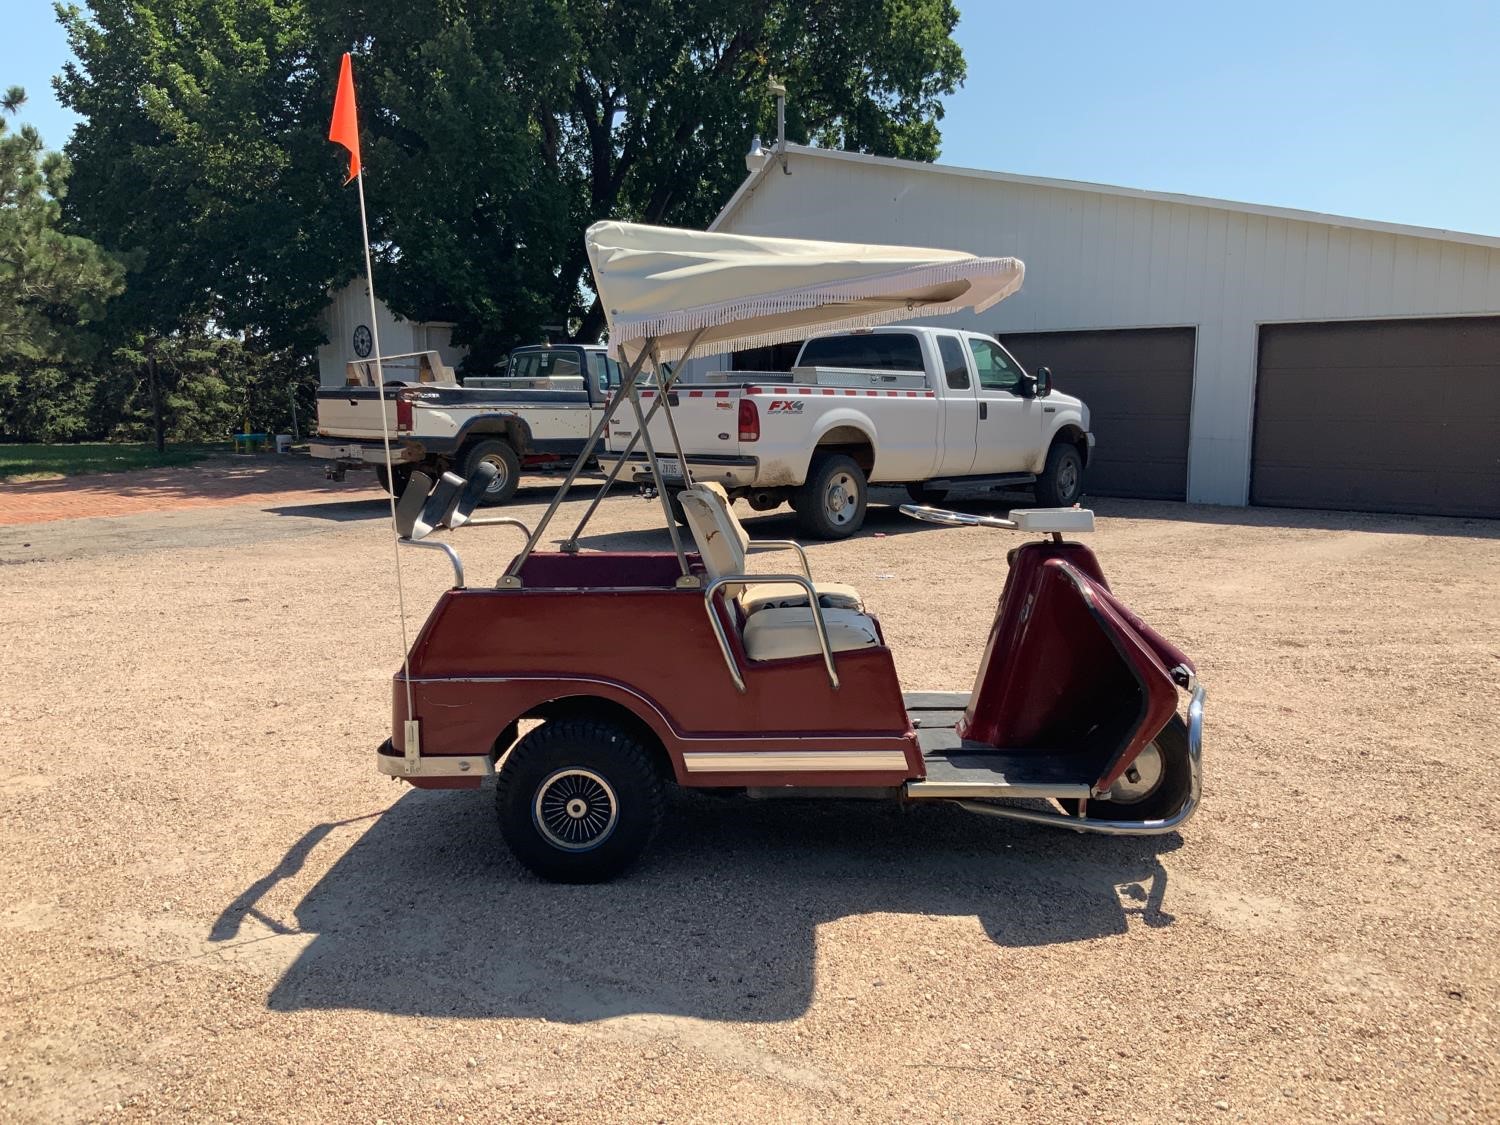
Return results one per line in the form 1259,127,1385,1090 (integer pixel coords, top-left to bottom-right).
677,483,864,614
741,606,881,662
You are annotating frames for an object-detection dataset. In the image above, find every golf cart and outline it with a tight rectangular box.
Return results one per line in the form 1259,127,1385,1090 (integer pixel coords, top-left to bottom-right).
375,221,1205,883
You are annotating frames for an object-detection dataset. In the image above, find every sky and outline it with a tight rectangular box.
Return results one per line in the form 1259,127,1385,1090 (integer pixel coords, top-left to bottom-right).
6,0,1497,235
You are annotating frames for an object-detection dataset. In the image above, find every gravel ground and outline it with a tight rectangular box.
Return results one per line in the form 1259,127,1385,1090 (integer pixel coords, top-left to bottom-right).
1,472,1497,1123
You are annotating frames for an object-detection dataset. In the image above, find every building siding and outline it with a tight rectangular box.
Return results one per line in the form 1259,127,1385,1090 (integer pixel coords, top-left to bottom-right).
712,152,1500,506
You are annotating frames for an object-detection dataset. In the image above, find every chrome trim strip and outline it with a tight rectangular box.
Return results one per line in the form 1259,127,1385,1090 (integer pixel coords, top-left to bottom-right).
377,750,492,778
682,750,909,773
952,684,1205,836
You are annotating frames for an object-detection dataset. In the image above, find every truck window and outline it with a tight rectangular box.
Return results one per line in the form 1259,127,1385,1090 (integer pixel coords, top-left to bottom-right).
589,353,619,392
937,336,970,389
799,333,924,372
968,338,1021,392
511,349,583,379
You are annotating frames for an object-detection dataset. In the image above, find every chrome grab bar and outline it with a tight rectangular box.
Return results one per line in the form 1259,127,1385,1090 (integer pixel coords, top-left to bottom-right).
899,503,1017,530
745,539,813,581
398,538,464,588
702,574,841,694
466,516,533,537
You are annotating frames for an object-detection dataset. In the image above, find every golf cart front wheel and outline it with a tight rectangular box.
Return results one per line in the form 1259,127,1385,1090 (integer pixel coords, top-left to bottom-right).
495,719,665,883
1063,715,1191,822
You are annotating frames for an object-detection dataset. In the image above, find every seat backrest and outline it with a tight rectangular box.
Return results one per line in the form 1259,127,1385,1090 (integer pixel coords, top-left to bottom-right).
678,483,749,591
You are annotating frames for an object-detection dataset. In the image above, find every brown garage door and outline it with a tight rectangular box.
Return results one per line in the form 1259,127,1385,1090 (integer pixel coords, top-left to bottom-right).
1253,317,1500,517
1000,328,1195,500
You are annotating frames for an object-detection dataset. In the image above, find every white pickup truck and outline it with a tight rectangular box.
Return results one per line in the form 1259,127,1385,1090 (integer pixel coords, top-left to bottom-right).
600,325,1093,538
311,344,627,503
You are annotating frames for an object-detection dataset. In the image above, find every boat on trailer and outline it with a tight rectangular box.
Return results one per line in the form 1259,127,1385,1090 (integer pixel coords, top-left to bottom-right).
373,221,1205,883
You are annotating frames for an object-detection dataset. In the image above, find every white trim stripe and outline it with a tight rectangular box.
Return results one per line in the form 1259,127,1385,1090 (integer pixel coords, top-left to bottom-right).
682,750,910,773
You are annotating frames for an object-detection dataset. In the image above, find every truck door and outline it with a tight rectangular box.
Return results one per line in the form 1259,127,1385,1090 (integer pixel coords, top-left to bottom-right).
968,336,1043,473
933,333,980,477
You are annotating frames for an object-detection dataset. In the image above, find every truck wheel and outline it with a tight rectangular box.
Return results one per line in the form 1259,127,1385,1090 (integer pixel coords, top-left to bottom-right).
795,453,868,539
1062,716,1192,822
375,464,413,496
463,439,521,505
495,718,665,883
905,482,949,504
1034,442,1084,507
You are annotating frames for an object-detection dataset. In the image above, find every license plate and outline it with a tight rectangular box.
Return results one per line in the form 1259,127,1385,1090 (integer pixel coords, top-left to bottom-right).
656,458,683,480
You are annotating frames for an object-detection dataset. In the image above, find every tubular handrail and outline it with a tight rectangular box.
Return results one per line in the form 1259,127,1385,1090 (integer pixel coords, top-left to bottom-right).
399,538,464,588
744,538,813,581
702,573,841,694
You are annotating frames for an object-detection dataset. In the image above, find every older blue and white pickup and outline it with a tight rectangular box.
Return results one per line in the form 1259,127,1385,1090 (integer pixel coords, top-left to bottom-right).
312,344,632,504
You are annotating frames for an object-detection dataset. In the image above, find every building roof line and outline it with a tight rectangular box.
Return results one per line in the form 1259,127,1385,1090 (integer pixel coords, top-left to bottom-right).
712,144,1500,251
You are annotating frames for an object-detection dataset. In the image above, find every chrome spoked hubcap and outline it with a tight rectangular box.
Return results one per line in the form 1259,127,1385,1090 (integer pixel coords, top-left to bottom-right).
1104,742,1164,804
825,472,858,525
533,768,619,851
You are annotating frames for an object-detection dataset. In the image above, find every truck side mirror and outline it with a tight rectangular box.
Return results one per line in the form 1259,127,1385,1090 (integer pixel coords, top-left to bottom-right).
1015,371,1038,398
1037,366,1053,397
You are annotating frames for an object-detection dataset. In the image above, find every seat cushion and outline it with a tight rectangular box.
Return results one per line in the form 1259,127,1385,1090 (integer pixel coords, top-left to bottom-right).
739,581,864,615
742,606,881,662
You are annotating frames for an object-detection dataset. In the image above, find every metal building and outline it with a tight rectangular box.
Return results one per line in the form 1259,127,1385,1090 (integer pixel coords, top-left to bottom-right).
710,145,1500,517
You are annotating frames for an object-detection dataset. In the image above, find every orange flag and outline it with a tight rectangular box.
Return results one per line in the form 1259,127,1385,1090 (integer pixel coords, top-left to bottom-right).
328,52,361,183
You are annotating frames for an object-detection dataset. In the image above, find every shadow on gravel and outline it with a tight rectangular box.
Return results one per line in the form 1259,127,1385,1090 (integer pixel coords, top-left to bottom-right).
229,788,1180,1023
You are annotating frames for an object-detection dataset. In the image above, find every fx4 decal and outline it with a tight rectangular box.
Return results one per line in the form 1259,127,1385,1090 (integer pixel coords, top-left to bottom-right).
767,399,805,414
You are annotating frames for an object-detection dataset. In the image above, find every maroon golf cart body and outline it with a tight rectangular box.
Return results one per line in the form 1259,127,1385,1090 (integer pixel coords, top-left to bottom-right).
372,222,1204,882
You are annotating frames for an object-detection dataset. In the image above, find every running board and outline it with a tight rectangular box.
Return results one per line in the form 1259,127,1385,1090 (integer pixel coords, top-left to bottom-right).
919,472,1036,490
905,749,1094,800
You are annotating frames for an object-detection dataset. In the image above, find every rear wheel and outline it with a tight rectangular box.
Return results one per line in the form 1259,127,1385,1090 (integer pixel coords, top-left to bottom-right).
1063,715,1192,822
1034,441,1084,507
495,719,665,883
662,487,691,527
795,453,868,539
462,439,521,505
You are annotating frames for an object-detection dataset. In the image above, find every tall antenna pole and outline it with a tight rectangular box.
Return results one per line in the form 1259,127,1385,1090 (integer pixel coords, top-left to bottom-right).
353,167,418,736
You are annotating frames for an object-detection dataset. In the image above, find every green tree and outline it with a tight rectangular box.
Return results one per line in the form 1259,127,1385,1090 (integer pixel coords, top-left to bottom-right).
55,0,964,369
0,84,124,362
335,0,965,347
0,85,123,442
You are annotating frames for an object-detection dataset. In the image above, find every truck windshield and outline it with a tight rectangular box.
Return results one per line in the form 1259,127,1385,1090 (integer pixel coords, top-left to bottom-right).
798,333,924,372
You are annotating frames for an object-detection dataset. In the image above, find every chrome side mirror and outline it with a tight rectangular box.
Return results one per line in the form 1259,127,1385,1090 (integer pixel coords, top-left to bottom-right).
1036,365,1053,397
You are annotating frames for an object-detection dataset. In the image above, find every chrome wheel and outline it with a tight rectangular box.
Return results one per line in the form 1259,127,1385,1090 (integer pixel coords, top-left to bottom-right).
1102,741,1164,804
532,768,619,851
824,471,858,526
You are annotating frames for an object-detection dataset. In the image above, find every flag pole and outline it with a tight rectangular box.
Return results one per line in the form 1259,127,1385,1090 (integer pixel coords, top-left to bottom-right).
354,157,419,748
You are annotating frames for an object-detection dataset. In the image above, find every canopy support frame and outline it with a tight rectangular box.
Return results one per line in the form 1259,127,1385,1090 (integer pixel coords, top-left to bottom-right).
501,330,705,586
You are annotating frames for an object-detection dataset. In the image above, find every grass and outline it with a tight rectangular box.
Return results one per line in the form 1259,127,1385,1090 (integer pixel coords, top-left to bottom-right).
0,442,229,483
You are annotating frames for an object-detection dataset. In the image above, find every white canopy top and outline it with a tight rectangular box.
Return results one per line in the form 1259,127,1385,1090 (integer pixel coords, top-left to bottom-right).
586,221,1025,364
